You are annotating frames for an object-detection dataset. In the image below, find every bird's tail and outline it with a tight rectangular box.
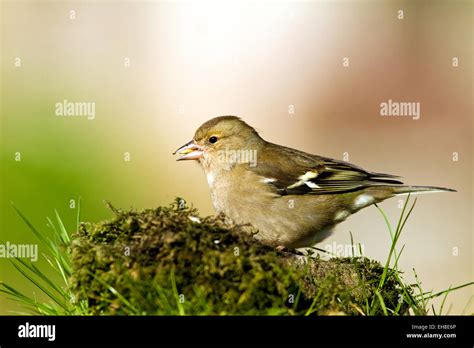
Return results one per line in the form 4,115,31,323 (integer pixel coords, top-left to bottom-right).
350,185,455,212
390,185,456,196
350,185,456,212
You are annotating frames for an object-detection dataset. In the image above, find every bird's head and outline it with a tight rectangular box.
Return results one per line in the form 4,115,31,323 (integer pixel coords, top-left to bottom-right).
173,116,263,169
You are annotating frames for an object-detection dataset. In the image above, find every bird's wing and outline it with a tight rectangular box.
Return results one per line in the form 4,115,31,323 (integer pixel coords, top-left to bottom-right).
252,143,403,195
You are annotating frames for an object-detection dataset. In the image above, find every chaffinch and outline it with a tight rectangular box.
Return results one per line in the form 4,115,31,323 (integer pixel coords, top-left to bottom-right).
173,116,455,249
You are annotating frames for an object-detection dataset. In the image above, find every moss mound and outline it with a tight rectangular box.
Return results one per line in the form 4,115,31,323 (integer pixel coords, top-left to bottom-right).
69,198,408,315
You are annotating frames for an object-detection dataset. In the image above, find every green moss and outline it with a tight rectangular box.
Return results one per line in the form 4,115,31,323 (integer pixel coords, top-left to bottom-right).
69,198,408,315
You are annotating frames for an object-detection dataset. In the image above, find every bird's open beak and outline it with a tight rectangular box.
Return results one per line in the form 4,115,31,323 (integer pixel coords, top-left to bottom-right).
173,140,203,161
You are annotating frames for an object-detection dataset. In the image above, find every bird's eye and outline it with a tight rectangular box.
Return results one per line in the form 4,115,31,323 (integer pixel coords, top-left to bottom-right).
208,136,218,144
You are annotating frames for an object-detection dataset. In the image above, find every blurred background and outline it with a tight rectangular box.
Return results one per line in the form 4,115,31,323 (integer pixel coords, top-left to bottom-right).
0,0,472,314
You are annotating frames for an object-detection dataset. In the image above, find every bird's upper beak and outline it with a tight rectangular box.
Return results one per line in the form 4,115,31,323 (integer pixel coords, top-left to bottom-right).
173,140,203,161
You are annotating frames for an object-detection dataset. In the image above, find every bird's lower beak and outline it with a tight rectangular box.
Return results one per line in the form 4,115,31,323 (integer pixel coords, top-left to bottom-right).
173,140,203,161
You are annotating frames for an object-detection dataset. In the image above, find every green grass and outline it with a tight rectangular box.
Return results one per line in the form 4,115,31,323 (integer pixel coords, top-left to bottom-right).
0,198,88,315
0,195,472,316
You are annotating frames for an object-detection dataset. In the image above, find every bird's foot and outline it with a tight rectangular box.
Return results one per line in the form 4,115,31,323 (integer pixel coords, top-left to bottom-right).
276,245,286,252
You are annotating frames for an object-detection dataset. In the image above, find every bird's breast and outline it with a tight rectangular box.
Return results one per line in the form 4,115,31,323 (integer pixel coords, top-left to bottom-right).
206,171,216,188
203,169,230,213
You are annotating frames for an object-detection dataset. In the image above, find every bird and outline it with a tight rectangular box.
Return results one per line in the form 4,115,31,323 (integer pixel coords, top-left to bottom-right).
173,116,455,249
